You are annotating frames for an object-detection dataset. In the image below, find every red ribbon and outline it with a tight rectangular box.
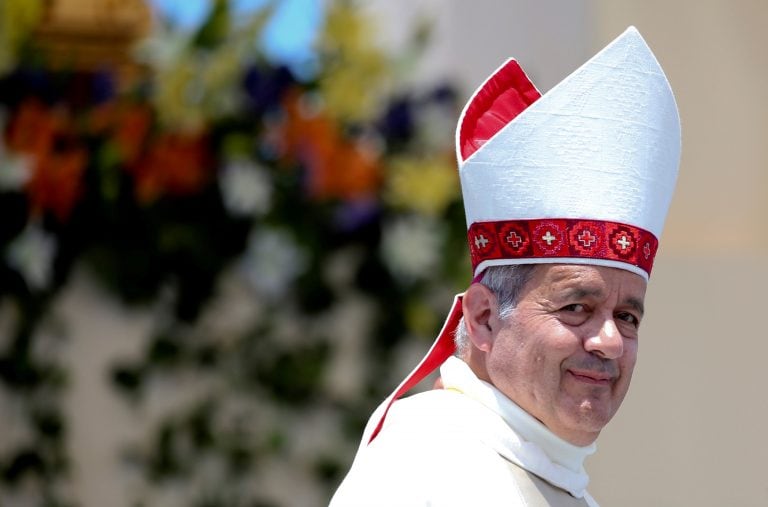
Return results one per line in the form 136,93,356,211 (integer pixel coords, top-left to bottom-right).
367,294,464,444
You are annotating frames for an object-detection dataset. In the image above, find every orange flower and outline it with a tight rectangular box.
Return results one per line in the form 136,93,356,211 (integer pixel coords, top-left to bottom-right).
129,131,212,204
5,99,88,221
278,90,329,158
87,102,153,164
86,102,117,134
279,91,382,200
26,148,87,222
5,99,61,157
309,141,380,200
113,103,153,165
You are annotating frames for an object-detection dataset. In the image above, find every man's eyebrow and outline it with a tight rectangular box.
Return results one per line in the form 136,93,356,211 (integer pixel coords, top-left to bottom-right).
559,287,604,300
558,288,645,316
624,297,645,317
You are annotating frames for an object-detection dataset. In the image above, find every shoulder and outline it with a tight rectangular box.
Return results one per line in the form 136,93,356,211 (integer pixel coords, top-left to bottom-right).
330,390,528,507
371,389,501,456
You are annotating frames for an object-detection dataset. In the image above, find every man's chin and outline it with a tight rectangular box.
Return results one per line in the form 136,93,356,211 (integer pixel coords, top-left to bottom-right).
557,401,616,439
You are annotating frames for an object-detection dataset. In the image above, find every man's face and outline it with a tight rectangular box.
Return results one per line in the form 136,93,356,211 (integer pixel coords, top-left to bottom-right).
485,264,646,446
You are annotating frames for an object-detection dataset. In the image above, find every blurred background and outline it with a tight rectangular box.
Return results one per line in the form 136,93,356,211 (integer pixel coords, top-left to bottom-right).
0,0,766,506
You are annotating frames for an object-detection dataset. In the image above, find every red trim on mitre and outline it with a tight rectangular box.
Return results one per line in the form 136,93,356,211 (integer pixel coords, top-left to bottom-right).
468,219,659,276
367,295,463,444
458,59,541,161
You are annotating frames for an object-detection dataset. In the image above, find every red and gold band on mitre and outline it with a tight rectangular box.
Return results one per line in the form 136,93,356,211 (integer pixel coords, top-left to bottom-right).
468,218,658,276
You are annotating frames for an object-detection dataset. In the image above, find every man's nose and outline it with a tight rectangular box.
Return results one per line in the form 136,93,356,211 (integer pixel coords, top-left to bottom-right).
583,318,624,359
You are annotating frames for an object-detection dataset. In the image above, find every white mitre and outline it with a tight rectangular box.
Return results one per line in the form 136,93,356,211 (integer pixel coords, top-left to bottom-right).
457,26,681,280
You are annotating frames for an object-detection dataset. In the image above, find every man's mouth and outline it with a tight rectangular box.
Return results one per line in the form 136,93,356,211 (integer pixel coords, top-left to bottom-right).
567,369,614,386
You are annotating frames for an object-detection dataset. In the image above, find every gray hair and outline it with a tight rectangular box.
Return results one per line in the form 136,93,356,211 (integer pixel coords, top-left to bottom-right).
454,264,536,357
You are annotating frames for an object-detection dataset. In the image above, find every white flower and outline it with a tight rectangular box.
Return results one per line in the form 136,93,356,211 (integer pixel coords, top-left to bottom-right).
0,108,32,191
5,222,57,291
380,214,444,283
0,151,32,191
219,159,274,217
132,24,189,70
415,99,456,153
241,227,308,297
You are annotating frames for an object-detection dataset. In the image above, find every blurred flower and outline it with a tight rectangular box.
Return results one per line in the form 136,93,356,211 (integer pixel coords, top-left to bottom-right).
427,83,459,105
0,108,32,190
139,5,273,130
278,90,329,157
243,64,295,113
414,86,459,152
317,2,388,121
380,214,444,283
151,48,242,130
191,0,231,50
133,22,189,70
5,99,61,156
0,0,44,74
384,155,458,216
379,96,414,144
61,71,115,110
5,221,57,292
199,48,241,113
85,102,116,134
128,130,212,204
219,158,273,217
3,99,87,220
0,2,469,505
280,91,382,200
318,55,387,122
333,198,379,232
112,103,154,164
320,1,369,55
0,151,31,190
89,70,117,105
150,46,236,129
26,147,87,221
241,227,308,298
88,102,154,164
153,53,205,130
310,138,381,200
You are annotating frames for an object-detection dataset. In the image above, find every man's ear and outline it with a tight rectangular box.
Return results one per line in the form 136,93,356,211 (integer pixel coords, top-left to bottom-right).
462,283,498,352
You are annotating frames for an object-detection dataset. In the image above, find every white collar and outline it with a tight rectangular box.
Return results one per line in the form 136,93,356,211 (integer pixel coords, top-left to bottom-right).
440,356,595,497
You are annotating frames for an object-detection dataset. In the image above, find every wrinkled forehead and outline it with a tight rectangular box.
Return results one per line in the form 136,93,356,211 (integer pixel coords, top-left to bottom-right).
528,263,647,303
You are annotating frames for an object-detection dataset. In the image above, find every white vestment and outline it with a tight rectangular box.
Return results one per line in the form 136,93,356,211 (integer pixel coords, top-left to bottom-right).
330,357,600,507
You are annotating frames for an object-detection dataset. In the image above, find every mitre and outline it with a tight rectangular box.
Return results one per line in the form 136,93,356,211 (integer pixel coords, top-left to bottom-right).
458,26,680,280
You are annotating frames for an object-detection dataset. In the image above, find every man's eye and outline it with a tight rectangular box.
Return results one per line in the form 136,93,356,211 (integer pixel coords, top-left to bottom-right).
562,304,586,313
616,312,639,326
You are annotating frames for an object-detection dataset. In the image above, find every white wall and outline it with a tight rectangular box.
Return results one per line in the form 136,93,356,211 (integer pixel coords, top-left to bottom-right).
589,257,768,506
587,2,768,504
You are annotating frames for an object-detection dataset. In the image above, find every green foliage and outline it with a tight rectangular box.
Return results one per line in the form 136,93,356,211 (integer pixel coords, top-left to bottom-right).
0,2,466,506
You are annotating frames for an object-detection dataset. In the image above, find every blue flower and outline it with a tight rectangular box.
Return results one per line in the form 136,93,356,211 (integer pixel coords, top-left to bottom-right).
243,65,295,113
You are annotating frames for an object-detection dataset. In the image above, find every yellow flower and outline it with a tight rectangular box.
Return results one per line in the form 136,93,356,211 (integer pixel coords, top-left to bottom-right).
384,155,459,216
154,54,205,130
147,5,272,130
318,51,387,121
319,2,371,57
316,2,389,122
0,0,44,74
